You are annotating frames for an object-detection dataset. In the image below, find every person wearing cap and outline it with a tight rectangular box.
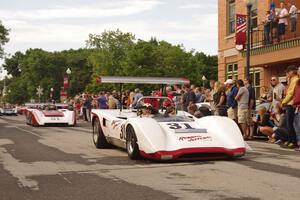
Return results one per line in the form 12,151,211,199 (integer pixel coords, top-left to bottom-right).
225,79,238,122
281,65,299,148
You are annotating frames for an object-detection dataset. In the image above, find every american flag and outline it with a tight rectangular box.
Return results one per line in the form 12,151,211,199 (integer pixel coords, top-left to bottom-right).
236,14,247,45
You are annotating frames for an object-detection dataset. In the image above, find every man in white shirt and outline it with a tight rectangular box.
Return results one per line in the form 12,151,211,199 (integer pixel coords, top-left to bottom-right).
278,2,289,42
289,1,298,38
235,80,249,139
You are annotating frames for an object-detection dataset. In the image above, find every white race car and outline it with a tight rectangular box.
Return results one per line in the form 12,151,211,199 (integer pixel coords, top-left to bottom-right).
0,106,18,116
25,103,76,127
92,77,246,161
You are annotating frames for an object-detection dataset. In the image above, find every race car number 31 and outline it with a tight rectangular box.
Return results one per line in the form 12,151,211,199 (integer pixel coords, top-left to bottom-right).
167,123,194,130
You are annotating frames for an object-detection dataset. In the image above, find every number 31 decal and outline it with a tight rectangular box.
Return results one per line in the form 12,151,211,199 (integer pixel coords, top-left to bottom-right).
167,123,194,130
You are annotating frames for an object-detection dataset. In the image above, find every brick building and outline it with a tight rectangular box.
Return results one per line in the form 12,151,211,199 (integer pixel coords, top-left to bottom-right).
218,0,300,97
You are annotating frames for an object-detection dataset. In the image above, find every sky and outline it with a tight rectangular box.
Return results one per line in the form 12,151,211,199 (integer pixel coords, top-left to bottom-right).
0,0,218,59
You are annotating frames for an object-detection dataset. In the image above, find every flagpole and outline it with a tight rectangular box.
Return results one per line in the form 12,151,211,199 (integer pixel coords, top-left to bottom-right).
246,2,252,78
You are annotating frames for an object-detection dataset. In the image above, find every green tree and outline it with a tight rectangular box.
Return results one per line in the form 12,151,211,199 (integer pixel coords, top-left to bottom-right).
3,48,94,103
3,29,218,103
86,29,135,92
2,51,24,77
0,20,9,58
4,78,29,104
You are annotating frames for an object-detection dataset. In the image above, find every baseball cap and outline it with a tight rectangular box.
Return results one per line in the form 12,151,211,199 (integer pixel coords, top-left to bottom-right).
224,79,234,85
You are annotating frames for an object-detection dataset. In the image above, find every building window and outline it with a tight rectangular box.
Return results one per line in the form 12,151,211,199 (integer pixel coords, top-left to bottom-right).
226,63,238,80
227,0,236,35
251,0,258,29
250,67,260,99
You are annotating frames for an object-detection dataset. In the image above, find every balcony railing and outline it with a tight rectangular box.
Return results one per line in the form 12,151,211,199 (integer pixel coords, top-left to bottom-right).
242,22,300,57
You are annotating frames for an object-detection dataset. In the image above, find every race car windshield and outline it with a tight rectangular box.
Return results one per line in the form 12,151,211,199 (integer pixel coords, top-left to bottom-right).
153,115,194,122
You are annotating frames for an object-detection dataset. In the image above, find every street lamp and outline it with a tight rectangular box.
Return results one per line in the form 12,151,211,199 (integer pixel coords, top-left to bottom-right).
202,75,207,88
65,67,71,101
66,67,72,75
50,87,54,99
244,0,255,78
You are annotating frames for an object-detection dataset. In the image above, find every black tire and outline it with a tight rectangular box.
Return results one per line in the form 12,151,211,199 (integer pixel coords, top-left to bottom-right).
126,125,140,160
92,117,110,148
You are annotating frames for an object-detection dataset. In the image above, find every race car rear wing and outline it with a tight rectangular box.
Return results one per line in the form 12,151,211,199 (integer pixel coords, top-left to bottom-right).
97,76,190,112
97,76,190,85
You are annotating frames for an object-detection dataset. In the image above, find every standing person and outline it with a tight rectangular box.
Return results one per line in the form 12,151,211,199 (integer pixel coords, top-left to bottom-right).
277,1,289,42
131,88,143,108
225,79,238,122
83,93,92,122
210,82,220,114
173,84,183,110
235,80,250,139
111,90,120,109
270,1,278,43
92,95,98,109
127,91,135,109
108,91,118,109
82,93,87,121
75,99,81,120
97,92,107,109
263,11,272,45
245,76,256,139
293,66,300,151
213,83,227,116
122,90,130,109
270,76,286,123
209,80,216,99
281,65,299,148
182,84,196,112
194,87,202,103
289,1,298,38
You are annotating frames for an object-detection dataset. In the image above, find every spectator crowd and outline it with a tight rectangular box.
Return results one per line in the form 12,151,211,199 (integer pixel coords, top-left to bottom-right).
263,1,299,45
68,65,300,151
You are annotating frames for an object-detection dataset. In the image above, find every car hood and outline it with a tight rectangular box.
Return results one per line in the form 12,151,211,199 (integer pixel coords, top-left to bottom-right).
129,116,245,154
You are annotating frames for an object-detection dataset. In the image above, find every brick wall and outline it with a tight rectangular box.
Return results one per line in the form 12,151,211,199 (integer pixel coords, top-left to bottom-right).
218,0,300,89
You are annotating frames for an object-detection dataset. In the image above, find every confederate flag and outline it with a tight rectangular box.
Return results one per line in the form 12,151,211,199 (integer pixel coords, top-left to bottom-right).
236,14,247,45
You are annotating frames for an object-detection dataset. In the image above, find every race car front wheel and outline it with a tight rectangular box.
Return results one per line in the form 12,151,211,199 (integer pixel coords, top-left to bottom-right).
126,125,140,160
93,117,110,148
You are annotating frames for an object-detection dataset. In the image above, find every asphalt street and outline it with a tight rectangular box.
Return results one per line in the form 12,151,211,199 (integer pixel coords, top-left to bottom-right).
0,115,300,200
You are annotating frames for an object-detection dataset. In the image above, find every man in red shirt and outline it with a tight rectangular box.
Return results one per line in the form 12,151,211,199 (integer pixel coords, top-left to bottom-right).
294,66,300,151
